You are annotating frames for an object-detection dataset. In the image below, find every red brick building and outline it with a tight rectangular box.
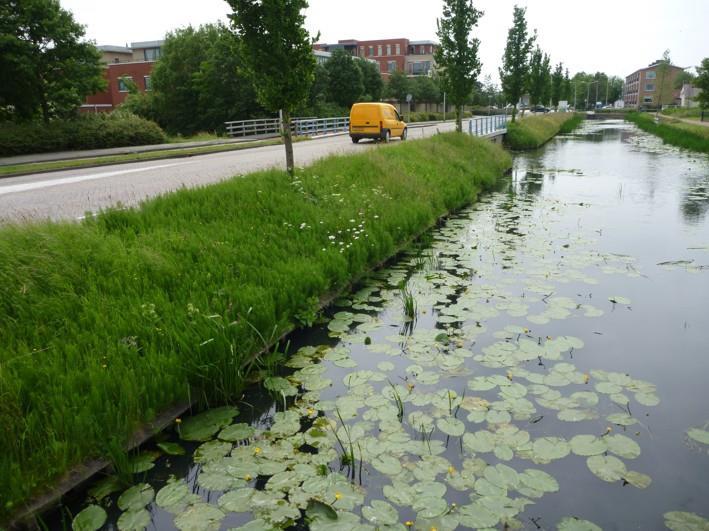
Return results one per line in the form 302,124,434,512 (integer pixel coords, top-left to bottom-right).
314,38,438,78
81,41,163,113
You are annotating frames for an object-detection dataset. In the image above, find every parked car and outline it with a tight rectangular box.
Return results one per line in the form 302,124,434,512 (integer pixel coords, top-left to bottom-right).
533,105,550,113
349,103,407,144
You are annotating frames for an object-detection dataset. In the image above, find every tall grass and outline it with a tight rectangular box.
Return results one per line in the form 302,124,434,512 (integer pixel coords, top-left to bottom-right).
0,132,511,521
626,112,709,153
505,113,580,150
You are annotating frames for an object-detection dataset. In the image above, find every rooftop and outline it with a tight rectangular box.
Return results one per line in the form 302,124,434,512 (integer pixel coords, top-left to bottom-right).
130,40,165,49
98,45,132,54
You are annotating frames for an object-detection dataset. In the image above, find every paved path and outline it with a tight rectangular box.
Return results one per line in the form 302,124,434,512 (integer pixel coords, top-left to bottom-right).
0,122,458,222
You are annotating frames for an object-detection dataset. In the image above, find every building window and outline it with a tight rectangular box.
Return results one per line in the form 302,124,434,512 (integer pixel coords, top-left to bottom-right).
643,96,653,103
369,46,374,56
144,76,152,91
378,45,383,56
117,77,133,92
359,46,364,57
395,44,401,55
113,58,120,64
645,83,655,92
386,45,391,56
143,47,161,61
411,61,431,76
388,61,397,73
646,71,656,80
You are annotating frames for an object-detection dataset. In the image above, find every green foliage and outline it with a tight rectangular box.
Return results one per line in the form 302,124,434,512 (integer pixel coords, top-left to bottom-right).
140,23,261,136
695,58,709,110
626,112,709,153
435,0,484,132
0,0,105,122
227,0,316,174
500,5,535,121
571,72,624,109
505,113,578,150
411,76,442,103
357,59,384,102
0,133,511,521
527,46,551,106
325,50,364,108
673,70,696,90
386,71,411,102
0,113,166,156
551,63,564,107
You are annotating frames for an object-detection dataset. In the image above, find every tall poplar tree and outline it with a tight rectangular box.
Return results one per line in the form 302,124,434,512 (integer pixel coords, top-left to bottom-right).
227,0,316,176
499,5,535,122
435,0,484,133
551,62,564,107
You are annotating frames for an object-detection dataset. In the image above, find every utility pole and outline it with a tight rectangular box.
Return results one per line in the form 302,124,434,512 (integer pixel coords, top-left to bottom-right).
574,81,577,109
443,92,446,121
605,77,610,106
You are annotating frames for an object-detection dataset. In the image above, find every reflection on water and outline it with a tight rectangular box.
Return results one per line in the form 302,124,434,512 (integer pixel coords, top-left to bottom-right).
56,120,709,531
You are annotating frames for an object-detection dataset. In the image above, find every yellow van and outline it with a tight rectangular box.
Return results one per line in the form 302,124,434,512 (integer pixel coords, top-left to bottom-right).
349,103,407,144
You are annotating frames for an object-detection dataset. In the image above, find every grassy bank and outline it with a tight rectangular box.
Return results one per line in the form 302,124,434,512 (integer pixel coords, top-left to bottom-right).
627,112,709,153
505,112,580,150
0,133,511,521
0,137,289,178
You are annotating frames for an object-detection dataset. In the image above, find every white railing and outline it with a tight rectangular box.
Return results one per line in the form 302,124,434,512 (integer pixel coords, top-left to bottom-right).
225,116,348,138
468,114,508,137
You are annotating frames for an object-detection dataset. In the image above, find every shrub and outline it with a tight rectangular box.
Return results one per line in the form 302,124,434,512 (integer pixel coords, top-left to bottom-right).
0,113,167,156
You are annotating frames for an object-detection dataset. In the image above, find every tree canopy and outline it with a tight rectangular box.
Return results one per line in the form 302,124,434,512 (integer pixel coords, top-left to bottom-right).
227,0,316,175
0,0,105,122
357,59,384,102
386,70,411,102
500,5,535,121
435,0,484,132
695,58,709,110
325,49,364,108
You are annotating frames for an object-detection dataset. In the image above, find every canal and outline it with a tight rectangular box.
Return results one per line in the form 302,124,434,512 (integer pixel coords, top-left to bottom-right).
66,119,709,531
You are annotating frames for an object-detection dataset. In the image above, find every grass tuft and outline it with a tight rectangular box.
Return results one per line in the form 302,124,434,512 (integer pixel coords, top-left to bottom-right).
0,132,510,521
626,112,709,153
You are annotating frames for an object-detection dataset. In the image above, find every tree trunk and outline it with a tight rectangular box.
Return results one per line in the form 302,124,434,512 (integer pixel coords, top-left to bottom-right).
282,109,295,176
511,105,517,123
456,105,463,133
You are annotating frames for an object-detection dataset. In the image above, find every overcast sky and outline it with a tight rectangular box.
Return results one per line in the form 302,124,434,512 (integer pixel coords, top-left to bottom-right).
62,0,706,82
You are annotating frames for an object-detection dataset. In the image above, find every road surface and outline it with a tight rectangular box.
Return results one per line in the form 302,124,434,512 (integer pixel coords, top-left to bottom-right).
0,122,459,222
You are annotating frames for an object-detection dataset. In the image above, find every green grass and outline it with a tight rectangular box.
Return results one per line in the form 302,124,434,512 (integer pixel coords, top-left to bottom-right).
626,112,709,153
505,113,580,150
0,138,289,178
558,114,584,134
660,107,704,119
0,132,511,522
167,132,223,144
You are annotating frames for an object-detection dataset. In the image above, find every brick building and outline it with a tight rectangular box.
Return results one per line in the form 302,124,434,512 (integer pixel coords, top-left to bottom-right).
314,38,438,78
82,41,164,113
623,61,684,109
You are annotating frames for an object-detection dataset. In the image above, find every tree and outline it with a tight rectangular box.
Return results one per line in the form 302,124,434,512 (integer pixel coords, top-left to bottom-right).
674,70,696,90
434,0,484,132
695,58,709,110
551,62,564,107
325,50,364,108
500,5,535,122
0,0,105,122
412,76,441,105
356,59,384,102
540,53,552,106
563,69,571,102
137,23,262,135
527,46,544,106
386,70,411,102
227,0,316,176
656,49,672,112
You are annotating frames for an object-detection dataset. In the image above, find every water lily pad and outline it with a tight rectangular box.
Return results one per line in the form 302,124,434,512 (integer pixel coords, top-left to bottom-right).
606,434,641,459
129,452,159,473
557,516,602,530
437,417,465,436
623,470,652,489
372,454,402,475
156,479,199,513
634,392,660,406
608,296,631,305
688,428,709,445
570,435,608,456
217,488,253,513
88,475,122,501
180,407,239,442
117,483,154,512
219,423,256,442
533,437,570,462
117,509,151,531
413,496,449,519
519,469,559,493
157,442,185,456
264,376,299,397
586,455,627,482
72,505,107,531
362,500,398,526
664,511,709,531
174,503,225,531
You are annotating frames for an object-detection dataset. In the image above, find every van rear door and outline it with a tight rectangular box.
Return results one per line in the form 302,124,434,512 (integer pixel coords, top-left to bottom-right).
350,104,381,135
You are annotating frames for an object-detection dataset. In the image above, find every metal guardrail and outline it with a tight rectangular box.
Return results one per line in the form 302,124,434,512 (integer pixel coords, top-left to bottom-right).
295,117,350,136
468,114,508,136
225,118,281,138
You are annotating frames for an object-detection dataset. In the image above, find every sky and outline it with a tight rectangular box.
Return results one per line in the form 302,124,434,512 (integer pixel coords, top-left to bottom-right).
61,0,707,83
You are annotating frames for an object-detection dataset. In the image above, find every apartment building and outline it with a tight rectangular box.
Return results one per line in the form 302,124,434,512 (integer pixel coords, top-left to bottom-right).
314,38,438,77
623,61,684,109
82,41,164,112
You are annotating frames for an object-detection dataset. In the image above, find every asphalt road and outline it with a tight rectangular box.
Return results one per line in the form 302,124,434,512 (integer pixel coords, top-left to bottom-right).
0,122,459,222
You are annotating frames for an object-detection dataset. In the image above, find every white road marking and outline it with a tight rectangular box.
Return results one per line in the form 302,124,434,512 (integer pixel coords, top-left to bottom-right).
0,161,195,196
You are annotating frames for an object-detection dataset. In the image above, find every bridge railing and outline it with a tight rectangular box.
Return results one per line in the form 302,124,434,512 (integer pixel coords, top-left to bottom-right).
468,114,508,137
225,116,348,138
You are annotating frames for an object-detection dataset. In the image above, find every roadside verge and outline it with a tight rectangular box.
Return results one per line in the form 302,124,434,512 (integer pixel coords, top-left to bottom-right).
0,132,511,524
505,113,582,150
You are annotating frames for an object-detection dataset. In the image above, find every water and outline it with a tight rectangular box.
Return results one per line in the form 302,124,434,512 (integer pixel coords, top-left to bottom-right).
60,120,709,530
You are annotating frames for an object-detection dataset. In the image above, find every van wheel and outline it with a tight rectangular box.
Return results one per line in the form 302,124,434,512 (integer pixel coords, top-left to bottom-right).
401,128,408,141
383,130,391,143
351,137,360,144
